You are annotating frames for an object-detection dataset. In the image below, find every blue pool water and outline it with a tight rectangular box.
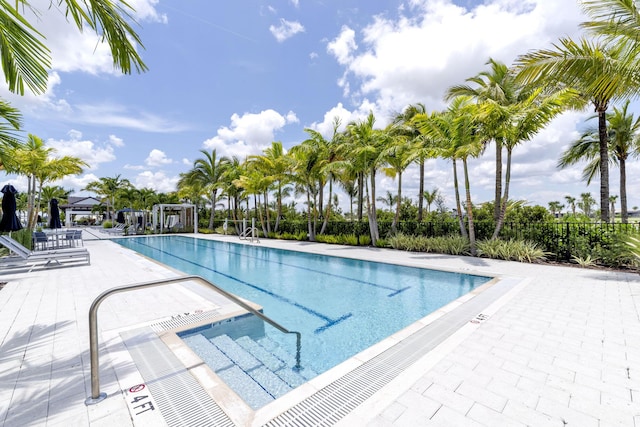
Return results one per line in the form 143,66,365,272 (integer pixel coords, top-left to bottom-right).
116,236,490,405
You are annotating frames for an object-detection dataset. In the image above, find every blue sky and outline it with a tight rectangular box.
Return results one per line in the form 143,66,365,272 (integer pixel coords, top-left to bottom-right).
4,0,638,212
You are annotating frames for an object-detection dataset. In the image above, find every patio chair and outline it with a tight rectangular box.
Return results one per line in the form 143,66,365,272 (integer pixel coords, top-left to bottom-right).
0,234,90,271
32,231,49,250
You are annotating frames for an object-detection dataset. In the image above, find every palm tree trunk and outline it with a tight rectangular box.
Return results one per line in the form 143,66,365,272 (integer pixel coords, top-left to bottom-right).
306,187,315,241
463,158,476,256
597,107,610,222
357,173,364,221
369,168,379,245
492,148,512,239
620,158,628,223
264,190,271,234
494,140,502,222
275,184,282,232
452,160,468,239
417,159,424,222
320,179,333,234
392,171,402,233
208,191,216,230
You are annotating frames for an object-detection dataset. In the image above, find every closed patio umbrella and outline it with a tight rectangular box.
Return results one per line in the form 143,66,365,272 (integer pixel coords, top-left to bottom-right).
0,184,22,233
49,198,62,229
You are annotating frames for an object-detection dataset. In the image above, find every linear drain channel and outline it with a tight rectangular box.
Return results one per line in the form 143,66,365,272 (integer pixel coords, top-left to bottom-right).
122,277,517,426
121,328,234,427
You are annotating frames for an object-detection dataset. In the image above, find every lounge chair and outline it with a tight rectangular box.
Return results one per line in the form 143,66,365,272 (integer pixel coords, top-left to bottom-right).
0,234,90,271
104,224,125,235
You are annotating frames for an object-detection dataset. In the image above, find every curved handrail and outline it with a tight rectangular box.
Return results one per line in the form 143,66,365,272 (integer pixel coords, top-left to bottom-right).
85,274,302,405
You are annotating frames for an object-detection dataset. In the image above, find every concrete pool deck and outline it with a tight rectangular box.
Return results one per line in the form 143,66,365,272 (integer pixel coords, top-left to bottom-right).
0,231,638,426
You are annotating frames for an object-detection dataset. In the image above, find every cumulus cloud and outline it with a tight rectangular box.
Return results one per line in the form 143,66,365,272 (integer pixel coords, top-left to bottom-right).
327,0,584,121
145,149,173,167
134,171,179,193
203,109,299,158
270,19,305,42
45,130,120,170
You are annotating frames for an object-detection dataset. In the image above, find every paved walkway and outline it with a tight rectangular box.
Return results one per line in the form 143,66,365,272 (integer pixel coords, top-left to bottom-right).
0,231,638,426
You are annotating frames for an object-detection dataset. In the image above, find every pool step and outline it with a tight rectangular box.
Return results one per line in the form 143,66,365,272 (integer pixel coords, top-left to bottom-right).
181,333,313,409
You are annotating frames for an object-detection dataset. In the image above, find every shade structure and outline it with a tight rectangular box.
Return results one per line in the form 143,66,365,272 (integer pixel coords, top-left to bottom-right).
0,184,22,232
49,198,62,229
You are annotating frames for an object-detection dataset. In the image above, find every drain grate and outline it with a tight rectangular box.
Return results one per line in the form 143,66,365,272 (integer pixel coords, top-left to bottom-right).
263,277,518,426
121,328,235,427
149,309,222,332
122,277,519,427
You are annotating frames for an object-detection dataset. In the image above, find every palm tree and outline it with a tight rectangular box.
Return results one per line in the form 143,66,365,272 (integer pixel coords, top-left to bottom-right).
392,103,430,221
610,195,618,222
416,97,484,255
344,112,385,246
515,36,635,223
376,191,396,212
5,134,86,229
423,188,439,213
548,201,564,217
486,86,573,239
247,142,292,234
0,0,146,98
381,124,413,233
288,142,322,241
565,195,577,216
579,192,596,217
558,100,640,223
446,58,520,221
180,149,229,230
84,174,132,225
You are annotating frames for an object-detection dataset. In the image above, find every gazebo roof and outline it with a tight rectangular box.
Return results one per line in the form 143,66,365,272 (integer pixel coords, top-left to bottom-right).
60,196,102,210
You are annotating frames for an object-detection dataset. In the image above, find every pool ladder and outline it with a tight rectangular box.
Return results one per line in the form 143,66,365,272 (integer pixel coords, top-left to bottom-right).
84,274,301,405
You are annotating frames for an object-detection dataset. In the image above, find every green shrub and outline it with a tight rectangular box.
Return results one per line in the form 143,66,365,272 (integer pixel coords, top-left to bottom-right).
476,238,548,263
387,233,470,255
102,220,112,228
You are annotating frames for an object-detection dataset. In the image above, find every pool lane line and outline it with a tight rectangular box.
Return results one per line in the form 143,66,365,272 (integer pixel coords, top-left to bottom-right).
131,239,353,334
169,235,411,297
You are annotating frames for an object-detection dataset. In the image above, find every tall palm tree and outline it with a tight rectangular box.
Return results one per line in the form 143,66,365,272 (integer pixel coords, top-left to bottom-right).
579,192,596,217
446,59,520,221
565,195,577,216
6,134,86,229
423,188,439,213
381,124,413,233
180,149,229,230
344,112,385,245
515,36,634,222
84,174,132,225
288,142,322,241
392,103,430,221
610,195,618,221
558,100,640,223
548,201,564,217
485,86,573,239
247,142,291,234
416,97,484,255
376,191,396,212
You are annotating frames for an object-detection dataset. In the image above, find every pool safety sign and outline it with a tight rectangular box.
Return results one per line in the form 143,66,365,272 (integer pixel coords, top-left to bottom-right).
125,383,166,426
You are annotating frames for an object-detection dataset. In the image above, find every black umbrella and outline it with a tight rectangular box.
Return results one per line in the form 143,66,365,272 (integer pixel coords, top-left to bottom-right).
49,198,62,229
0,184,22,232
116,210,125,224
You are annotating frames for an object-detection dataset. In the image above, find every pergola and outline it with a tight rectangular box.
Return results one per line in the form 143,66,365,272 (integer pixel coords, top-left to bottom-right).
152,203,198,234
60,196,103,227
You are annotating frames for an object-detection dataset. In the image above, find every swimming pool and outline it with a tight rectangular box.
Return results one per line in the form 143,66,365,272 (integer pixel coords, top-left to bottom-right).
115,236,491,407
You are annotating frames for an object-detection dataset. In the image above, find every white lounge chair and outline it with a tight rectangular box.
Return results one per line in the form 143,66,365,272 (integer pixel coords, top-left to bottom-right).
0,234,90,271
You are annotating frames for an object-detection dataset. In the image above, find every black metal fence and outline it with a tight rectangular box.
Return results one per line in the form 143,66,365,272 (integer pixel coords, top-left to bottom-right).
213,219,640,262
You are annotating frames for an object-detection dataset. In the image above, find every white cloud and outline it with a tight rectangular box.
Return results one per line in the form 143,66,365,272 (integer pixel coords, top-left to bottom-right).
270,19,305,42
145,149,173,167
134,171,179,193
182,158,191,165
290,0,299,7
327,26,357,65
328,0,584,120
46,131,120,170
203,109,299,158
127,0,168,24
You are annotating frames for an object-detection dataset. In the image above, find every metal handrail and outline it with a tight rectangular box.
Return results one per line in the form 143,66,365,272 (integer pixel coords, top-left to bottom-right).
85,274,302,405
